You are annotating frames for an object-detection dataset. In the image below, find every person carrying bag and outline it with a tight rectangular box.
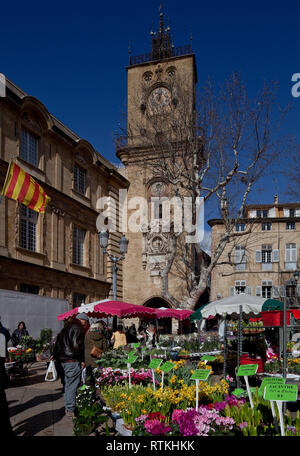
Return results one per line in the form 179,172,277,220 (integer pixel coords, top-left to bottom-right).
45,360,58,382
84,321,107,389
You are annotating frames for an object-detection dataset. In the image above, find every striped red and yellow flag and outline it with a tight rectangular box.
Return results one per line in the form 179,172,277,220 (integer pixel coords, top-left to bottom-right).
1,162,51,213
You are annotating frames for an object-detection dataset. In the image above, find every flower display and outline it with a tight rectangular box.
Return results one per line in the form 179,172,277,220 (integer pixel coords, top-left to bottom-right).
94,367,156,388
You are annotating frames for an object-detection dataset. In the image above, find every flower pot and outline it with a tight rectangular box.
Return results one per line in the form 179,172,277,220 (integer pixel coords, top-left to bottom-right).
115,418,132,436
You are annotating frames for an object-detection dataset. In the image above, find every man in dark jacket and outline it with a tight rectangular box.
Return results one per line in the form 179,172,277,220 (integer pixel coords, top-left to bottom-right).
53,316,85,418
0,320,13,437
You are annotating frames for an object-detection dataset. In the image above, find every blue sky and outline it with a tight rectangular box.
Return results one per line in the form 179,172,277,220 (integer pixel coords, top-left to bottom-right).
1,0,299,218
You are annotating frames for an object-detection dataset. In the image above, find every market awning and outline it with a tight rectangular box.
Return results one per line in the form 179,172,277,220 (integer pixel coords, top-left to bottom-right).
190,304,208,321
150,307,193,321
189,294,269,320
57,300,156,321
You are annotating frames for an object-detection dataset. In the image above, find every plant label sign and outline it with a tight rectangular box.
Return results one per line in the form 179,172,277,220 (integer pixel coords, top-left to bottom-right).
191,369,210,381
232,388,247,398
133,343,141,349
201,355,216,362
127,353,138,364
237,364,258,377
259,377,285,393
148,358,162,370
160,361,174,373
264,384,298,402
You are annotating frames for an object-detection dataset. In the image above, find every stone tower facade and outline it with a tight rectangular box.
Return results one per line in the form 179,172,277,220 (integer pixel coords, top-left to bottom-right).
117,13,198,308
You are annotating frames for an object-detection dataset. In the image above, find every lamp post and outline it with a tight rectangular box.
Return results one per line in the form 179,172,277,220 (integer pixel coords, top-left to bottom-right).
98,230,129,327
282,270,299,413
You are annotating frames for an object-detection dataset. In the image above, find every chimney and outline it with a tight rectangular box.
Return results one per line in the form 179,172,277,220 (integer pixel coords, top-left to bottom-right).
274,194,278,204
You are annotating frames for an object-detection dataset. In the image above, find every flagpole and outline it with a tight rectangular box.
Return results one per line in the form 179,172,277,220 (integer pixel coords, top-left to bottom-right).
0,160,12,205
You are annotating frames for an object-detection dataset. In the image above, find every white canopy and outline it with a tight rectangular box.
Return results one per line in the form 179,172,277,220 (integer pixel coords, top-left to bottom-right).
200,294,266,318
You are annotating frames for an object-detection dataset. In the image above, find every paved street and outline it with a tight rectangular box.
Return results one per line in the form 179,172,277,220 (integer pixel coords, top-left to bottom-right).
6,362,73,436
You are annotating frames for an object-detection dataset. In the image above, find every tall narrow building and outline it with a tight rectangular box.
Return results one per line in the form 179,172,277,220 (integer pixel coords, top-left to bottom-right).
116,12,199,310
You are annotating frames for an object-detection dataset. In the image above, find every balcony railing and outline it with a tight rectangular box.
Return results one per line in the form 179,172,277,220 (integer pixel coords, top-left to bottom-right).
129,44,193,66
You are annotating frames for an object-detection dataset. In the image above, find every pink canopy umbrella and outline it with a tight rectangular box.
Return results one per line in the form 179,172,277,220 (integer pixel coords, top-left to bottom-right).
57,300,156,321
149,307,193,321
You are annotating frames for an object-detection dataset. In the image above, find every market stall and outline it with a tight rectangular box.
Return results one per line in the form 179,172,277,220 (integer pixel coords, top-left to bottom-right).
189,295,294,385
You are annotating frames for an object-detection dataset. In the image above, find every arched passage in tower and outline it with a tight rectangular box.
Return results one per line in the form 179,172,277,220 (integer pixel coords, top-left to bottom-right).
142,295,172,334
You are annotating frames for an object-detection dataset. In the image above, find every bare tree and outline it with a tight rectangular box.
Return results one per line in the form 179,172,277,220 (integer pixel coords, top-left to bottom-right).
285,146,300,199
116,72,288,309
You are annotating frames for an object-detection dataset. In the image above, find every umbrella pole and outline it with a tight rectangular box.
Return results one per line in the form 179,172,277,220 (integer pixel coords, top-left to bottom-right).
237,305,243,389
223,314,227,379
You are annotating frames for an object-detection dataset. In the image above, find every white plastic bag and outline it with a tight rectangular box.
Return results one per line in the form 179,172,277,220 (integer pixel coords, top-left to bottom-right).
45,360,57,382
81,367,86,384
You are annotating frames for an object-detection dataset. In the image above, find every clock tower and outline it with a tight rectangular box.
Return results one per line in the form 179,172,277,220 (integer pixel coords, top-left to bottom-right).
116,11,198,310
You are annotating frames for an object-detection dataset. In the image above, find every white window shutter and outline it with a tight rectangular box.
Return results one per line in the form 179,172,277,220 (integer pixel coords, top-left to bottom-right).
296,285,300,297
283,208,289,217
272,249,279,263
279,285,286,297
246,286,252,295
292,245,297,262
295,209,300,217
249,210,256,218
285,245,291,262
256,250,262,263
269,207,275,217
229,287,235,296
256,286,262,296
272,286,280,298
241,250,246,263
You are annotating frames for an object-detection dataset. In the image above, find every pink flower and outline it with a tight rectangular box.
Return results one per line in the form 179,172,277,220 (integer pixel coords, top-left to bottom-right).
144,419,171,435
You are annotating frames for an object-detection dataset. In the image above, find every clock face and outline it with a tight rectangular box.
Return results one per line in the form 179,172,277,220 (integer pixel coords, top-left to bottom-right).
148,87,171,114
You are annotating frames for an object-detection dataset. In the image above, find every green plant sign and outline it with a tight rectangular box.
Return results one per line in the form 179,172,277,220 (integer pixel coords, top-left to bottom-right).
264,384,298,402
191,369,210,381
201,355,216,362
133,343,140,349
237,364,258,376
148,358,162,370
160,361,175,373
259,377,285,393
127,353,138,364
232,388,247,398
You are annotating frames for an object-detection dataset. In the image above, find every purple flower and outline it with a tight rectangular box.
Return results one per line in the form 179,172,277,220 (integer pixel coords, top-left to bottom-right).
238,422,248,429
287,426,296,435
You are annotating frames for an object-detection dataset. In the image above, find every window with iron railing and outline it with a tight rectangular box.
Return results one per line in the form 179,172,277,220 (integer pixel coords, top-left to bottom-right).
20,128,39,167
19,205,38,252
73,226,86,266
74,164,86,195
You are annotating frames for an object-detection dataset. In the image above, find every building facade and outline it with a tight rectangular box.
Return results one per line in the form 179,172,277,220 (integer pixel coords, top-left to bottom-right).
209,196,300,306
116,13,200,309
0,77,128,307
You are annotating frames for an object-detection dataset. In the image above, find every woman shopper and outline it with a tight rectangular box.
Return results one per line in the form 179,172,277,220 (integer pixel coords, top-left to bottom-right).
111,325,127,349
84,321,108,388
11,322,29,347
